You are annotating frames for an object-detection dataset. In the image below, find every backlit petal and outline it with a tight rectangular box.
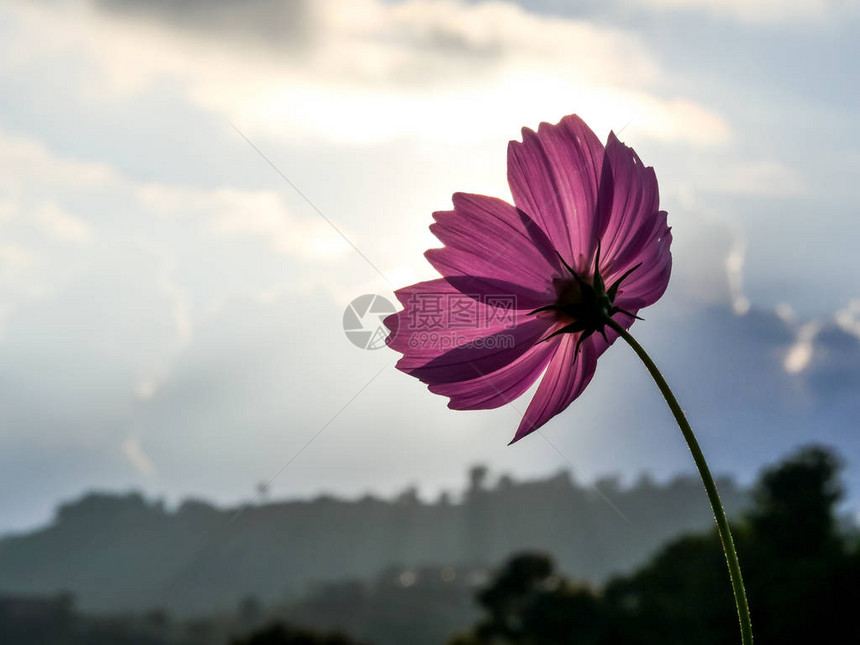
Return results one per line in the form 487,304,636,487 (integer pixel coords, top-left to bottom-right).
385,279,554,387
507,115,606,271
426,193,560,309
598,133,672,310
429,335,560,410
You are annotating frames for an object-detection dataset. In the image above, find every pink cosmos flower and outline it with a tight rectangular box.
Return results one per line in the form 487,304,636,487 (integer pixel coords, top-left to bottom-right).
385,115,672,443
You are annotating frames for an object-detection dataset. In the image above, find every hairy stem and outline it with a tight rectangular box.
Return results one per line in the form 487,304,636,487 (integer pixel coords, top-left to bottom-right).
604,316,753,645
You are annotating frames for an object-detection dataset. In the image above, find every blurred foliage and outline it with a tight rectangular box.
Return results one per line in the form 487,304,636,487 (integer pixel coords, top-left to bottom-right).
449,445,860,645
230,622,367,645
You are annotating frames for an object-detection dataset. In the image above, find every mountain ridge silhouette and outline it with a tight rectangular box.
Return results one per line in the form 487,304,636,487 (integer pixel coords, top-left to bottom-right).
0,466,748,615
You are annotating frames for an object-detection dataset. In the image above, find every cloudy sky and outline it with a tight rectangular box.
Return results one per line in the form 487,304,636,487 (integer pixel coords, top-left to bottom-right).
1,0,859,533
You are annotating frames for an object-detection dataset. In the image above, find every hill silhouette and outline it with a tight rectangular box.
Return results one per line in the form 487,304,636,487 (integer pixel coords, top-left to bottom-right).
0,466,747,615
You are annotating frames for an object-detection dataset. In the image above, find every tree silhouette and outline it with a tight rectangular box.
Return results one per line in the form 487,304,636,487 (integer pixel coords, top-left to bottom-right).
230,623,368,645
743,444,857,644
449,553,608,644
747,445,843,555
453,445,860,645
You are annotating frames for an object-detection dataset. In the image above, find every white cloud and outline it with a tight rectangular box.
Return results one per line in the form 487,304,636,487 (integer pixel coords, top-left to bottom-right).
0,126,115,191
724,230,750,315
0,201,18,223
0,243,38,276
774,302,797,325
779,305,860,377
0,123,366,411
4,0,730,148
709,161,809,197
668,210,752,313
123,437,155,476
784,321,819,374
835,300,860,340
33,203,92,242
0,124,351,271
637,0,854,24
137,184,350,259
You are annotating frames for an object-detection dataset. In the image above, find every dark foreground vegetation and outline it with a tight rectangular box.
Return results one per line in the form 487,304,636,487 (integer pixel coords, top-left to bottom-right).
447,445,858,645
2,445,857,644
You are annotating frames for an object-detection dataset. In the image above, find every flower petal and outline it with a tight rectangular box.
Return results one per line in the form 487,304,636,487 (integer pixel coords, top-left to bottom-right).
507,115,606,271
611,221,672,310
429,335,560,410
509,311,635,443
385,279,554,387
509,334,597,443
598,132,672,310
425,193,560,309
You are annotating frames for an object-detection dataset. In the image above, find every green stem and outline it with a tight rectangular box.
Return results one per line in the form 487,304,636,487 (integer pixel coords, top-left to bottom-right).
604,316,753,645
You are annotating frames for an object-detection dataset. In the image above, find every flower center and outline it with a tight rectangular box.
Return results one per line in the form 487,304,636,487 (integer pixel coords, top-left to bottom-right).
551,276,612,326
527,248,642,350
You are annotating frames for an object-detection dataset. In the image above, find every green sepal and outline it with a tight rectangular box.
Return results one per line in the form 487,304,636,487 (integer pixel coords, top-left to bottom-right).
607,263,642,302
